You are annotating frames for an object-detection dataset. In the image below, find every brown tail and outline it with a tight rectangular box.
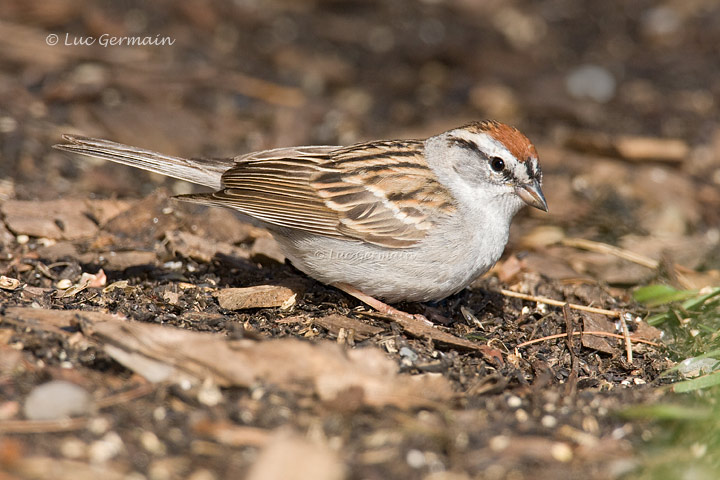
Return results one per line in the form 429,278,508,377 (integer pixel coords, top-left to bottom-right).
54,134,230,189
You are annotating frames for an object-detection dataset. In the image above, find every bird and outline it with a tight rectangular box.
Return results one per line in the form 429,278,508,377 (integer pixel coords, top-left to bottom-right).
55,120,547,320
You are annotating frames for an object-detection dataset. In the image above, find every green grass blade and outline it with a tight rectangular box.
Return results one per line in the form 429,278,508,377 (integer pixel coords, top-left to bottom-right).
633,285,697,307
671,370,720,393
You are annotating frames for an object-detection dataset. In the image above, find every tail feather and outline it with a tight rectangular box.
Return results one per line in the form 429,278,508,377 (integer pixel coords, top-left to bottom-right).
54,135,228,189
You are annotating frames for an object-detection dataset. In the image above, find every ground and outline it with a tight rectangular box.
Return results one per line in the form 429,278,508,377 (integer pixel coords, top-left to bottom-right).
0,1,719,479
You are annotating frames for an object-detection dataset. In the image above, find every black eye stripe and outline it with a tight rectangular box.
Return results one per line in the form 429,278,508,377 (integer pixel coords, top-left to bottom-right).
449,136,540,184
448,137,480,153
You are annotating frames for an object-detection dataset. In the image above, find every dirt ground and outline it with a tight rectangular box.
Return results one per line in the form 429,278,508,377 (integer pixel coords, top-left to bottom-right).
1,1,719,479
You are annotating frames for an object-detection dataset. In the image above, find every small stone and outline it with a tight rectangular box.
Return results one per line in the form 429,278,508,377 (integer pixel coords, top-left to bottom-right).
89,431,124,463
399,347,418,362
506,395,522,408
148,457,190,480
406,449,426,469
489,435,510,452
141,431,167,455
23,380,93,420
88,416,111,435
188,469,217,480
61,438,87,459
514,409,529,423
566,65,616,103
550,442,573,462
678,357,718,378
56,279,73,290
541,415,558,428
197,379,223,407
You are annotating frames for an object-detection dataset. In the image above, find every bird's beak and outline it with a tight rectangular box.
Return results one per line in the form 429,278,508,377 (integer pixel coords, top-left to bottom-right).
515,179,548,212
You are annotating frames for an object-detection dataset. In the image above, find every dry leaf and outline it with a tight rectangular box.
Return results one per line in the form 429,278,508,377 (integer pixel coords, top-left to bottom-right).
78,314,453,408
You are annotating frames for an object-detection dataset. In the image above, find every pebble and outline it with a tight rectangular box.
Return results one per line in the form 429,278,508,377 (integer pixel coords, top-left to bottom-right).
541,415,558,428
551,442,573,462
88,416,112,435
399,347,419,362
489,435,510,452
140,430,167,455
61,438,87,459
197,379,223,407
641,6,681,37
678,357,718,378
406,448,426,469
89,431,124,463
23,380,93,420
566,65,616,103
506,395,522,408
56,278,73,289
188,469,217,480
514,409,529,423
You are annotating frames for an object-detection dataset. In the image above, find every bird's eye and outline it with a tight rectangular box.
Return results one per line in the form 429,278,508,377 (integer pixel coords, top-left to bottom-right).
490,157,505,172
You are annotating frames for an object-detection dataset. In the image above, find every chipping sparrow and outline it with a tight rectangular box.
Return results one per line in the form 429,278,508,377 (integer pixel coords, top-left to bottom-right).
55,121,546,315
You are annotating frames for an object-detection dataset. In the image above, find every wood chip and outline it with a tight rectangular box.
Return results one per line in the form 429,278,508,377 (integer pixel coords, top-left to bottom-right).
312,314,384,340
99,250,157,270
102,191,179,241
564,130,689,163
2,307,126,337
614,136,689,163
165,230,250,264
192,419,271,447
1,199,98,240
35,242,79,262
581,313,619,355
215,285,301,310
0,275,22,291
245,431,345,480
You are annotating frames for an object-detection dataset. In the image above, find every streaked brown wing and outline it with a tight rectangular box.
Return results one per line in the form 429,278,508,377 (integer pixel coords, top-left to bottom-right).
189,141,456,248
313,140,456,247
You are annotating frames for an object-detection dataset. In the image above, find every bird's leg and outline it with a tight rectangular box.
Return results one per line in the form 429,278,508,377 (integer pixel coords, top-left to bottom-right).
333,283,432,325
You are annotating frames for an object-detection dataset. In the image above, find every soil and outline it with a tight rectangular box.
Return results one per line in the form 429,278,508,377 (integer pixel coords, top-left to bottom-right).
0,1,719,479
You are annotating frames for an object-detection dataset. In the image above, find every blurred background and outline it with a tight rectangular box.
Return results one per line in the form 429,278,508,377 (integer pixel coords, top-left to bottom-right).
1,1,720,478
1,0,719,284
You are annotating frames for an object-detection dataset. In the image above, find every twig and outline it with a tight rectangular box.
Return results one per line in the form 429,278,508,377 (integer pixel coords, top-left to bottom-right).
620,312,633,364
560,237,659,269
95,382,155,409
500,289,622,317
513,330,659,356
563,304,578,397
0,417,88,434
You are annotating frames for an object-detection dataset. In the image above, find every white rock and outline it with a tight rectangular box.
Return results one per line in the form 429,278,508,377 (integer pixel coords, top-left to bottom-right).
566,65,616,103
23,380,92,420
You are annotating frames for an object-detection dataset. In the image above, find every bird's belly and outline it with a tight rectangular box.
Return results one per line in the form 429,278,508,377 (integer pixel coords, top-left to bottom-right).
275,229,507,303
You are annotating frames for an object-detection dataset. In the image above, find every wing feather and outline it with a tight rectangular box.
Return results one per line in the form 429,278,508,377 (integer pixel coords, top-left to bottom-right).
179,140,456,248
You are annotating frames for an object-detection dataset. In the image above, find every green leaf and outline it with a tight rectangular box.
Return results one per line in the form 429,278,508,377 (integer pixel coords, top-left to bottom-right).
671,370,720,393
633,285,697,307
681,287,720,311
647,311,674,326
620,403,712,421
